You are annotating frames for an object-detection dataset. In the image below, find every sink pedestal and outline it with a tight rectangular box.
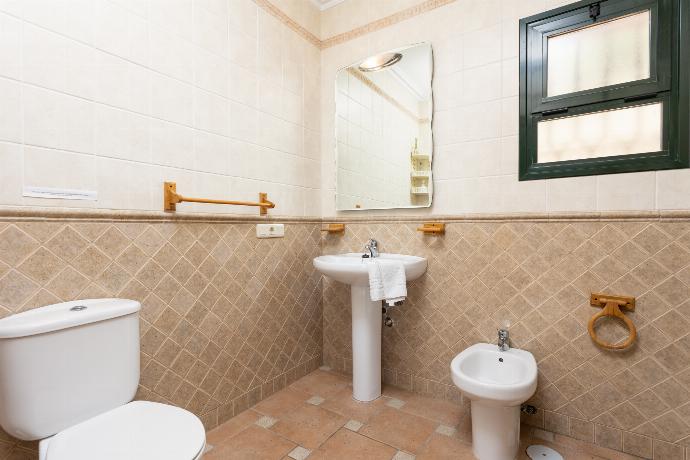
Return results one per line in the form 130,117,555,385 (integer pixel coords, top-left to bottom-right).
350,285,381,401
470,401,520,460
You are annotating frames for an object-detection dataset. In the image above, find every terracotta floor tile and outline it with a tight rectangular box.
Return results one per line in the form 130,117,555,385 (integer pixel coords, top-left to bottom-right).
309,428,397,460
382,384,414,401
416,433,475,460
207,409,262,445
360,407,438,454
517,442,531,460
454,412,473,443
289,370,350,398
252,387,312,418
200,373,641,460
205,425,296,460
270,402,348,449
320,387,386,422
399,393,467,425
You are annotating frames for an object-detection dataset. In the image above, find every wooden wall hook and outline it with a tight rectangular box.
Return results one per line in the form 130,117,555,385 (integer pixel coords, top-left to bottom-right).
321,223,345,234
588,293,636,350
417,222,445,235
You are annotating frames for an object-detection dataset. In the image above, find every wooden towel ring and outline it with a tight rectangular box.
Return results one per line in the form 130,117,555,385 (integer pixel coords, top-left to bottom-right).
588,293,636,350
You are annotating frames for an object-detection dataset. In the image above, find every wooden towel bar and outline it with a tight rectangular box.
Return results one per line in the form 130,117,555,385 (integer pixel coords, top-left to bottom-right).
163,182,275,215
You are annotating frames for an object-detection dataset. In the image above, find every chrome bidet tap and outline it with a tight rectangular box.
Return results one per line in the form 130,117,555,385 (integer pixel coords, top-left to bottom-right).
498,329,510,351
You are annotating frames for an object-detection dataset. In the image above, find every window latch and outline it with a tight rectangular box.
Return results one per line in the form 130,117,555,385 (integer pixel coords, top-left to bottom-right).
542,107,569,117
589,3,601,21
624,93,659,103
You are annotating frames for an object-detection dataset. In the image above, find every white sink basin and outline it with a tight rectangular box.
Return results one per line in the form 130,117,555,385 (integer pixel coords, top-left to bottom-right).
450,343,537,460
313,253,427,286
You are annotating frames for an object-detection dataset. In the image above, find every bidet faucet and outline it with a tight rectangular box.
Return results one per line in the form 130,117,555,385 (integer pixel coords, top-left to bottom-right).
364,239,379,258
498,329,510,351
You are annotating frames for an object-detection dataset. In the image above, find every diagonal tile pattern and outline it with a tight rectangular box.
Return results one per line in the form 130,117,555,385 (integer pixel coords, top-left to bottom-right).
2,217,690,459
322,220,690,457
0,220,323,458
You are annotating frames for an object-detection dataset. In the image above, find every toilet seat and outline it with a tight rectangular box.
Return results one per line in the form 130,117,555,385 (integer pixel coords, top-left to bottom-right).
45,401,206,460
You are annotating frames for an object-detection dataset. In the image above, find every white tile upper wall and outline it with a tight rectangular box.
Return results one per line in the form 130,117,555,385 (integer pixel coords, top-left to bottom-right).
3,0,689,218
319,0,690,216
0,0,321,216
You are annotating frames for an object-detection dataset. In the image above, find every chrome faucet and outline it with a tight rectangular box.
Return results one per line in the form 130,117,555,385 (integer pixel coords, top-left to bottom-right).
364,239,379,258
498,329,510,351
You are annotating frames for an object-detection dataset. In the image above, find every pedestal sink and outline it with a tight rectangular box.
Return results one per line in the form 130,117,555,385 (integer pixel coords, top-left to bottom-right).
313,253,427,401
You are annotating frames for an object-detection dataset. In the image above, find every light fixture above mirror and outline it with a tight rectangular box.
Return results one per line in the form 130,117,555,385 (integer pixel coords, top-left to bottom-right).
358,52,403,72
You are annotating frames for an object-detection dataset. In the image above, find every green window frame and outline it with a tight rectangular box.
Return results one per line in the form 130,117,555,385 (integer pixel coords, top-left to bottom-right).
519,0,690,181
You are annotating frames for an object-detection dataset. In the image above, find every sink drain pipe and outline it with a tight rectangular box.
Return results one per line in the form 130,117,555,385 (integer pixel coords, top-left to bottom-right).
381,306,394,328
521,404,537,414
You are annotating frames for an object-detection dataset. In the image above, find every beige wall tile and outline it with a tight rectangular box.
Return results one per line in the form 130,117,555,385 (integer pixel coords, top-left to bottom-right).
322,220,690,458
0,220,323,453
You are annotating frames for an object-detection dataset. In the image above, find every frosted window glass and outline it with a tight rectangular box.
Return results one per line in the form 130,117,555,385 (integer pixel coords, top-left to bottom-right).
547,11,651,96
537,102,662,163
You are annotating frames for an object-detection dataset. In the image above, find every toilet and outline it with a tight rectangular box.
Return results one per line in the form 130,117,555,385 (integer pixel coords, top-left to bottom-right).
0,298,206,460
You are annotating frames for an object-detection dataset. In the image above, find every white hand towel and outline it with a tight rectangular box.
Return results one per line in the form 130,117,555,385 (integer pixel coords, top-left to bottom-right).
368,259,407,306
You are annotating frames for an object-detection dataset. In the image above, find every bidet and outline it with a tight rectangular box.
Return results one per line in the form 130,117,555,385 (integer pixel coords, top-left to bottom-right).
450,341,537,460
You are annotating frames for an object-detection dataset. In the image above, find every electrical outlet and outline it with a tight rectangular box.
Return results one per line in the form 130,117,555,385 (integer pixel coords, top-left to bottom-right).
256,223,284,238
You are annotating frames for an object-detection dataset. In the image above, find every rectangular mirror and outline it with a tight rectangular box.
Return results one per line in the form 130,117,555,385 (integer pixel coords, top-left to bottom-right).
335,43,433,211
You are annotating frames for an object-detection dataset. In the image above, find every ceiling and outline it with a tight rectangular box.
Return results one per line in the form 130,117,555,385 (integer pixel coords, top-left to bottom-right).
309,0,347,11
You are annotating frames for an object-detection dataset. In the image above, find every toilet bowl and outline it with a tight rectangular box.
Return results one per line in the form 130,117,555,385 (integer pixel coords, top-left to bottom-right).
0,299,207,460
38,401,206,460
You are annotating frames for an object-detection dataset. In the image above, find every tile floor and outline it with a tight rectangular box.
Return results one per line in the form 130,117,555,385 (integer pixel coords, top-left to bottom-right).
205,368,641,460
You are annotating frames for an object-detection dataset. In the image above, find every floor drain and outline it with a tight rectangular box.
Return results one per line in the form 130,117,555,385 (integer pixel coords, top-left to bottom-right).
526,445,563,460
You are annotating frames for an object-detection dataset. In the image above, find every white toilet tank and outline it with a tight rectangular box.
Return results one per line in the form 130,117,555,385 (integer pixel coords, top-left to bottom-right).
0,299,141,441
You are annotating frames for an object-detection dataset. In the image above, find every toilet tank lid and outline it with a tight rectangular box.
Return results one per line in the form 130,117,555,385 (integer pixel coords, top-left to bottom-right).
0,299,141,339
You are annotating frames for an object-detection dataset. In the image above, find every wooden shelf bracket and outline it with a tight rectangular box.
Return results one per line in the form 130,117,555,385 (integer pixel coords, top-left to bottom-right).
417,222,445,235
321,223,345,234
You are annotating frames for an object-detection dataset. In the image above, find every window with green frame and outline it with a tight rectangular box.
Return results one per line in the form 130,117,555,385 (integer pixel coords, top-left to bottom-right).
519,0,690,181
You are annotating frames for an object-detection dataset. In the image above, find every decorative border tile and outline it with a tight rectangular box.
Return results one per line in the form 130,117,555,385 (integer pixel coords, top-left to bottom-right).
253,0,457,50
320,0,457,49
3,207,690,224
0,206,322,223
253,0,322,48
